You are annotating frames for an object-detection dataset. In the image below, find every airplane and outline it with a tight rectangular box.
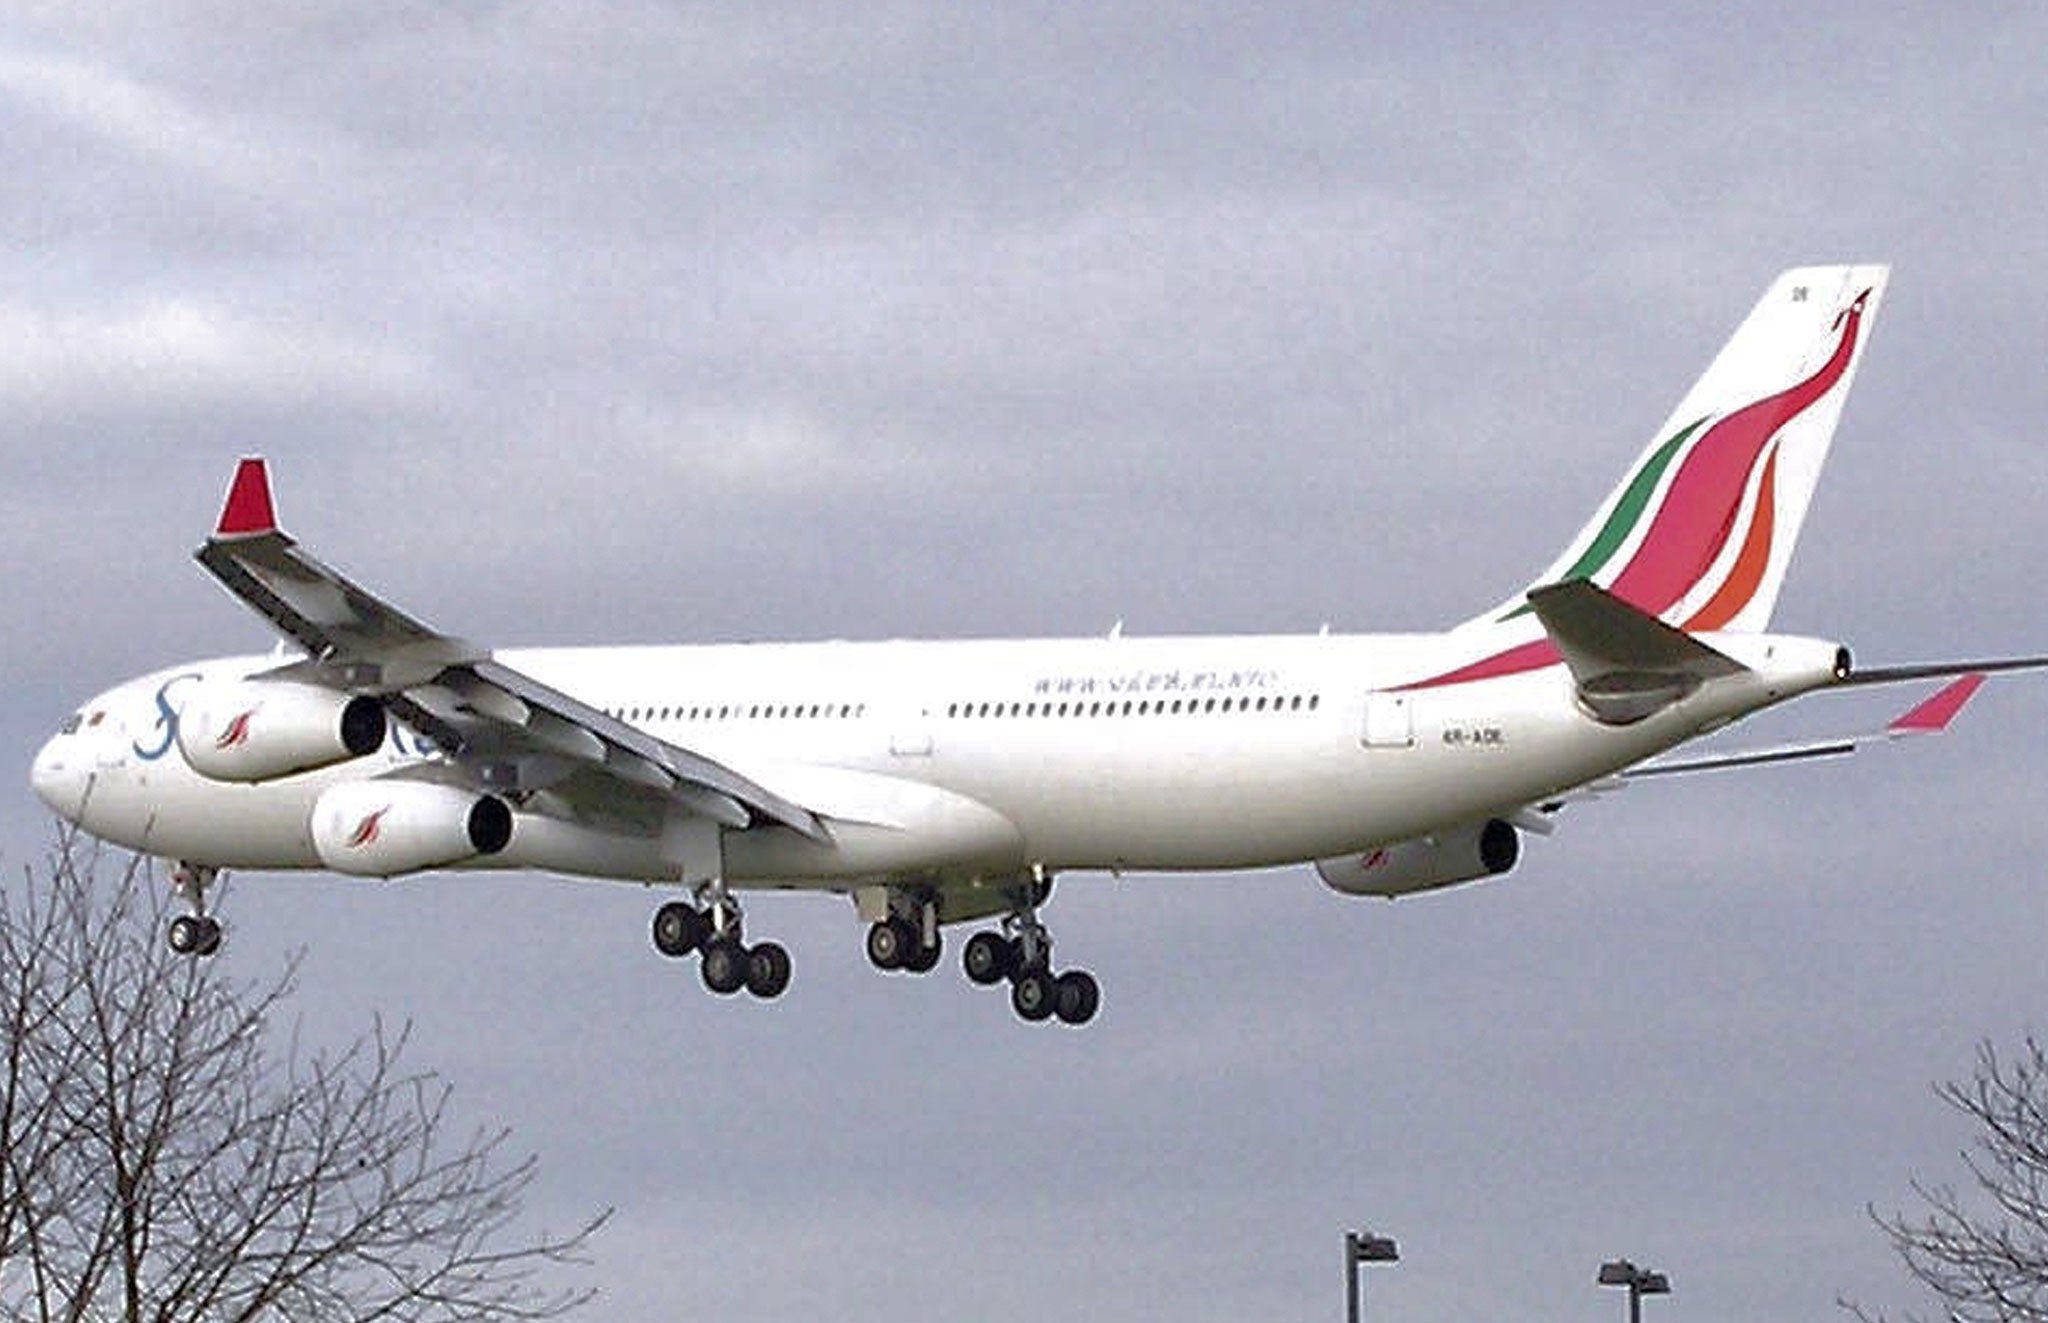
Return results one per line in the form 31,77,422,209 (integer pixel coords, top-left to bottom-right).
31,263,2045,1027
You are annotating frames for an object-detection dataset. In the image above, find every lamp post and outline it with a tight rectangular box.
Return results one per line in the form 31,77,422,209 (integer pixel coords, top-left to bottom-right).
1598,1259,1671,1323
1344,1230,1399,1323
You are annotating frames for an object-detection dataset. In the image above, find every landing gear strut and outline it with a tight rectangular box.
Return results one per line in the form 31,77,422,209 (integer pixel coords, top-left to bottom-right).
649,883,789,1000
166,862,223,957
960,869,1099,1026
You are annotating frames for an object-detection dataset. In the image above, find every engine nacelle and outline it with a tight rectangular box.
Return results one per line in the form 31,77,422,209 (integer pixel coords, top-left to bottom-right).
1315,818,1520,899
311,781,512,878
178,681,387,782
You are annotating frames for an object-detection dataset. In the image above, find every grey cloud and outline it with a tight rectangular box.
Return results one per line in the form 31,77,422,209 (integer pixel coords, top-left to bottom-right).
6,6,2048,1322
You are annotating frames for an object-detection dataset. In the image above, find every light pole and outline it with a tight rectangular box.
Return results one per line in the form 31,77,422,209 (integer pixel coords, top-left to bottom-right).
1598,1259,1671,1323
1344,1230,1398,1323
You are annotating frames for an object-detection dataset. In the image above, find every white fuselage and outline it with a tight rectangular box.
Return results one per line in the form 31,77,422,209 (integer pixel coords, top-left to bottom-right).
32,627,1847,893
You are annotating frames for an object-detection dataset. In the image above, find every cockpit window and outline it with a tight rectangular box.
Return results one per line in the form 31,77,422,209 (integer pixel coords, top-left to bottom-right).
58,713,82,735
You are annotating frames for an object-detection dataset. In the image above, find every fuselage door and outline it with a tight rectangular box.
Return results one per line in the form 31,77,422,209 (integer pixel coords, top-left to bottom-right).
1362,691,1413,749
890,706,934,758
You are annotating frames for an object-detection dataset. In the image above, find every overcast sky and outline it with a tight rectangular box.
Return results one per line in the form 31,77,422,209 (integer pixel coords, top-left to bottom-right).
6,4,2048,1320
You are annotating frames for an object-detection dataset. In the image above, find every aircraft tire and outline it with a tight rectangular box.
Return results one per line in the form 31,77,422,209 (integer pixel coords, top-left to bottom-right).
1053,970,1099,1026
904,931,942,974
962,931,1013,985
168,913,219,957
744,942,792,999
701,938,748,996
865,918,914,971
1011,968,1056,1022
652,901,707,958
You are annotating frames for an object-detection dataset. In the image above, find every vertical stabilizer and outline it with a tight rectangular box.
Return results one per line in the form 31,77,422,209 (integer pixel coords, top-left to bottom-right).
1464,264,1889,634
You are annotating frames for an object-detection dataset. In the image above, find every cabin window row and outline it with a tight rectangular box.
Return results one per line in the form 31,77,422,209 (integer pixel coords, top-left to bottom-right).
945,694,1321,720
610,702,870,723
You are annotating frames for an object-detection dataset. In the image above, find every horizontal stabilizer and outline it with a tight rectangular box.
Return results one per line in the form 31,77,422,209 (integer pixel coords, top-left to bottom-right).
1625,672,1989,779
1844,656,2048,686
1527,579,1747,724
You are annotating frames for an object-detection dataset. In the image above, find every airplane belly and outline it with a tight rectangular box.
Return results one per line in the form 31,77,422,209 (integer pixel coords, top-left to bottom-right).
726,762,1026,884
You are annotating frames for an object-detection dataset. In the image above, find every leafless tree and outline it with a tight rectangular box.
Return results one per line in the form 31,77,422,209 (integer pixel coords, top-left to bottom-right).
0,837,608,1322
1856,1037,2048,1323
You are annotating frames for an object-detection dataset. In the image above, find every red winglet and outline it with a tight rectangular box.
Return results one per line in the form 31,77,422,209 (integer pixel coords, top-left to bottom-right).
1889,673,1987,734
215,457,277,538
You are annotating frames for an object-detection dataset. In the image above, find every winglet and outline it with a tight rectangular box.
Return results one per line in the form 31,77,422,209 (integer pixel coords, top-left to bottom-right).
215,457,277,539
1889,673,1986,735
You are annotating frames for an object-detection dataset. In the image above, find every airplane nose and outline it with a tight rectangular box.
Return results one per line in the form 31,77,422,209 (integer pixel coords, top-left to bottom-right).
30,735,86,821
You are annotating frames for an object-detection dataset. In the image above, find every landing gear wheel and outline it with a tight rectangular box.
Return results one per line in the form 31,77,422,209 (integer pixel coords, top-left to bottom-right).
701,938,748,996
903,932,942,974
167,914,221,957
1053,969,1100,1025
652,901,707,957
1011,967,1056,1022
744,942,792,999
962,931,1014,985
865,917,916,971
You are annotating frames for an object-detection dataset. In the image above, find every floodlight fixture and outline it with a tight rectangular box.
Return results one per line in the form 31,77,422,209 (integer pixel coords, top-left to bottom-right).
1598,1259,1672,1323
1345,1229,1400,1323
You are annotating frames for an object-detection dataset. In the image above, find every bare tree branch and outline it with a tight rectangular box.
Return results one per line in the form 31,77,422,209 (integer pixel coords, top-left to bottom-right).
0,836,609,1323
1853,1037,2048,1323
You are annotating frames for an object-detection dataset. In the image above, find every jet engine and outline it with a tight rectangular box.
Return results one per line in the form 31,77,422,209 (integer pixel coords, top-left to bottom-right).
1315,818,1520,899
310,780,512,877
178,680,387,782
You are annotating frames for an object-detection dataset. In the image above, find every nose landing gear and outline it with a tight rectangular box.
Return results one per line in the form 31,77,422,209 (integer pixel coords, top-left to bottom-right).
166,862,223,957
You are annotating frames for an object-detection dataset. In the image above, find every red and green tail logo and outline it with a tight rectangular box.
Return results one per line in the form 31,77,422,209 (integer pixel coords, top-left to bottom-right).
1419,287,1873,690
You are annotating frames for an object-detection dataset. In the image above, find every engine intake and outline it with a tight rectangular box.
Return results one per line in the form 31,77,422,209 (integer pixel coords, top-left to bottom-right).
178,680,386,782
311,781,512,878
1316,818,1520,899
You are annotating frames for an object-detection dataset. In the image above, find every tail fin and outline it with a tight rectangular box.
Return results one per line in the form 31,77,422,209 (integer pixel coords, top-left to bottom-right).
1464,264,1889,633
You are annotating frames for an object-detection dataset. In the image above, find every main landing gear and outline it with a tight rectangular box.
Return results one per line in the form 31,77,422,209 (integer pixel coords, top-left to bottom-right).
863,895,943,975
649,869,1100,1024
959,873,1099,1027
166,862,223,957
650,884,790,1001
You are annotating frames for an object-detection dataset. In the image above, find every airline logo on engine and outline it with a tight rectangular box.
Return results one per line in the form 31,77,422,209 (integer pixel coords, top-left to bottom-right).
215,709,256,750
345,808,389,849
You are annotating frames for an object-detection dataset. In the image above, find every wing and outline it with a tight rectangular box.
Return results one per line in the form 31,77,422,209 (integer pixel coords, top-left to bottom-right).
195,458,828,843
